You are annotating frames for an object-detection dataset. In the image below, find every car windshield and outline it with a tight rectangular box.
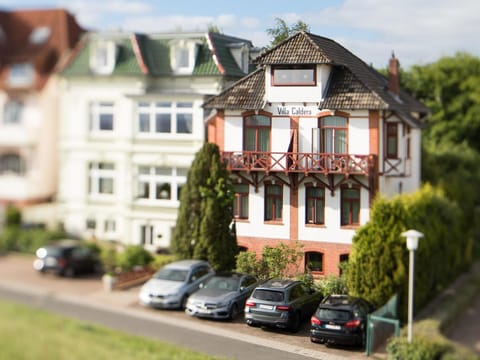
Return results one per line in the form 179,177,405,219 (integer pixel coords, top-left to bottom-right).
252,289,284,302
205,277,239,291
316,308,352,321
153,268,188,282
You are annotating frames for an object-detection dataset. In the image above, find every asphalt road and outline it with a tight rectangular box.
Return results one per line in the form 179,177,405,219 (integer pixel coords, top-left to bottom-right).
0,254,367,360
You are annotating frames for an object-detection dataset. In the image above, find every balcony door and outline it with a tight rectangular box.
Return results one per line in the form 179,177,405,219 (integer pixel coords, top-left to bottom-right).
312,116,348,170
244,114,271,168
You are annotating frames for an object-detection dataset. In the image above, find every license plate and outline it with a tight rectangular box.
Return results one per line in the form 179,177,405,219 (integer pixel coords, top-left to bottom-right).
45,257,57,266
325,324,341,330
259,304,274,310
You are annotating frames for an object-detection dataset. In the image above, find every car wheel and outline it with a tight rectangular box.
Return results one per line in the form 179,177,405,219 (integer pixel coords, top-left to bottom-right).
289,312,301,332
63,267,76,278
229,303,239,320
180,295,188,310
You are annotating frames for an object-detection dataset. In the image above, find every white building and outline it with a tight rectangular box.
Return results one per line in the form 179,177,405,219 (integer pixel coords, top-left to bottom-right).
204,32,428,275
58,31,258,250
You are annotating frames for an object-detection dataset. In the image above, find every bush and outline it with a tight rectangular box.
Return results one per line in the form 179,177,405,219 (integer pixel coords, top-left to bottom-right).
387,336,449,360
347,185,469,322
235,241,303,280
5,206,21,227
0,227,68,254
117,245,154,272
316,275,348,296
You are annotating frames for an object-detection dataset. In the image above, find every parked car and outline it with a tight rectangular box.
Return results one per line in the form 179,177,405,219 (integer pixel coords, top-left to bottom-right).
310,294,375,347
244,278,323,332
138,259,214,309
185,272,258,320
33,240,101,277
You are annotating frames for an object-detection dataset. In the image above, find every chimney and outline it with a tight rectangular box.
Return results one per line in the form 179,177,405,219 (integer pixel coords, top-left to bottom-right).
388,51,400,95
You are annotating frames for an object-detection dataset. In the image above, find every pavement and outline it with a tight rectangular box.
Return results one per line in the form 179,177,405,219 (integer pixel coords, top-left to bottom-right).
0,253,371,360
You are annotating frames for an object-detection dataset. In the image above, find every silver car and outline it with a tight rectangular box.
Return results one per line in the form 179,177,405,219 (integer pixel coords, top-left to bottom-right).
185,272,258,320
139,259,214,309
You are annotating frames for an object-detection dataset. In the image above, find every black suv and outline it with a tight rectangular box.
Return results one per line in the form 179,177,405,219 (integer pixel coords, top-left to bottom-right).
244,279,323,332
310,294,374,347
33,240,101,277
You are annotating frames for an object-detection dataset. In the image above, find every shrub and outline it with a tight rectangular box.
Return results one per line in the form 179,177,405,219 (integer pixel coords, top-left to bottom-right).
117,245,154,272
236,241,303,280
316,275,348,296
5,206,21,227
387,336,449,360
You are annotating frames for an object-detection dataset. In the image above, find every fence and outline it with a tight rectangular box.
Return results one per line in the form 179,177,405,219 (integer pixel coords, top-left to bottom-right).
366,294,400,356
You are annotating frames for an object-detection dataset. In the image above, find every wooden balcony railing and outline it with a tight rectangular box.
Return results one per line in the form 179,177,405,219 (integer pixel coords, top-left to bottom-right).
222,151,375,176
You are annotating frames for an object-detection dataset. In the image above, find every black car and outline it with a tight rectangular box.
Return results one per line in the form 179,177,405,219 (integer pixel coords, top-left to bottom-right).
310,294,374,347
33,240,101,277
244,279,323,332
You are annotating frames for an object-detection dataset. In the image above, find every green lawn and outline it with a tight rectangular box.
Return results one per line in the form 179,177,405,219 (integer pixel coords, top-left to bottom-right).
0,299,229,360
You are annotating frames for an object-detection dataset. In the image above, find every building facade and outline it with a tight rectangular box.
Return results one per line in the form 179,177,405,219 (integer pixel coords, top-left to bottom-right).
58,31,258,250
204,32,428,275
0,9,84,211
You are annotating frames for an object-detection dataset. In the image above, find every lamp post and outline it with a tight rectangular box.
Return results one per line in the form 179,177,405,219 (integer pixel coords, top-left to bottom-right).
401,229,424,344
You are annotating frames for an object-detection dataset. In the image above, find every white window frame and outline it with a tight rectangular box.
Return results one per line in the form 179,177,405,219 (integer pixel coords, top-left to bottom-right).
90,40,117,75
90,101,115,135
88,162,115,199
8,63,35,87
3,100,23,124
136,101,194,135
135,166,187,205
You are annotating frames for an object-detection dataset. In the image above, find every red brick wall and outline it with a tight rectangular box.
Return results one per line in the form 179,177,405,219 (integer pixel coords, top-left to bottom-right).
237,236,351,277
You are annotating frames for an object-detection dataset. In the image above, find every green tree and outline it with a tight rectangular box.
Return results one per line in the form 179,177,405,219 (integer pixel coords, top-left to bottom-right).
171,143,237,271
266,17,310,48
347,185,468,322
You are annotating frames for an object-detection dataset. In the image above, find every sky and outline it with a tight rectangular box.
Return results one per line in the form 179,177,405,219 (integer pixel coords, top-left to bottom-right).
1,0,479,69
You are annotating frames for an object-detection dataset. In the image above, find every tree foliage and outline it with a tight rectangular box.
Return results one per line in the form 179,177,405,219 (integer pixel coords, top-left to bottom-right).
400,53,480,257
171,143,237,271
347,185,469,322
401,53,480,152
266,17,310,48
235,241,303,280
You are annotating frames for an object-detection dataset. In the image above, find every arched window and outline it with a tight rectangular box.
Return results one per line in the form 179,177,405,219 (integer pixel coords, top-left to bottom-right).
312,115,348,154
0,153,25,175
305,251,324,273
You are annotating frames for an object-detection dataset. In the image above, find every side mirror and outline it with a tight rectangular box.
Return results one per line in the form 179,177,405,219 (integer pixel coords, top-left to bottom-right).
199,282,205,289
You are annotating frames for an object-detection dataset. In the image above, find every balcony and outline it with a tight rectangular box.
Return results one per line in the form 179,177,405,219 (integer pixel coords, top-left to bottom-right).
222,151,376,176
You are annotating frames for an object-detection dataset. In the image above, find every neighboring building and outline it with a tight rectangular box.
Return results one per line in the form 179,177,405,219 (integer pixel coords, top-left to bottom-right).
0,9,84,209
58,31,258,250
204,31,428,275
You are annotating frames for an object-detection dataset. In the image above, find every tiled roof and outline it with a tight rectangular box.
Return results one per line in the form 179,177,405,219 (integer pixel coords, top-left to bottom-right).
208,31,428,126
0,9,85,90
203,68,265,110
62,31,253,78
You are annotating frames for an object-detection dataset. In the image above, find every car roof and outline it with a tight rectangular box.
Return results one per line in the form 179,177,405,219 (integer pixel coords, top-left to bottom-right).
319,295,364,309
212,272,250,278
164,259,210,269
255,278,299,290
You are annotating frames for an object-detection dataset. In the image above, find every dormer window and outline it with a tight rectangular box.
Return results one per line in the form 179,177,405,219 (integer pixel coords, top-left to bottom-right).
170,40,198,74
228,43,250,74
29,26,51,44
272,65,316,86
90,41,117,75
8,63,35,87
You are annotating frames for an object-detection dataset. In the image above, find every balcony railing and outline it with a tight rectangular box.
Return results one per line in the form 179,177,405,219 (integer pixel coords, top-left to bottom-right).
222,151,375,176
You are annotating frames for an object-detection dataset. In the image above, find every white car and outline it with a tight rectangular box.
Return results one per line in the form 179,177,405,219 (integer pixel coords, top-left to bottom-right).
139,259,214,309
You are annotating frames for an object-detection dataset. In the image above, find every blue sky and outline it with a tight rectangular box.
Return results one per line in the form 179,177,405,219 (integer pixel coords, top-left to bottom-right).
1,0,479,69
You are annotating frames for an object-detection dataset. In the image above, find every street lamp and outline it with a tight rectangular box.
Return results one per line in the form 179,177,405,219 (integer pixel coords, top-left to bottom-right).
401,229,424,344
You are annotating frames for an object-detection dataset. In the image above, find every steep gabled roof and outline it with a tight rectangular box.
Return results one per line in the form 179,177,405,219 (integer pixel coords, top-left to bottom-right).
61,31,253,78
204,68,265,110
0,8,85,90
208,31,428,126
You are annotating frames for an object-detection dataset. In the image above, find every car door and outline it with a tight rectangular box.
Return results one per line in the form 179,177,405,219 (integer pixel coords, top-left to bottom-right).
238,276,258,304
186,264,213,294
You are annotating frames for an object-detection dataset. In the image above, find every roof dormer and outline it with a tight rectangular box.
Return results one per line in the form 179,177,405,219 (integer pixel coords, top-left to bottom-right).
228,42,250,74
169,39,200,74
89,40,118,75
29,26,51,45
